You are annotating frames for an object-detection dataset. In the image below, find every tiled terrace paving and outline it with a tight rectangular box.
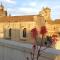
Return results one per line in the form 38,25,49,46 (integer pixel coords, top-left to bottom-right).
0,39,60,60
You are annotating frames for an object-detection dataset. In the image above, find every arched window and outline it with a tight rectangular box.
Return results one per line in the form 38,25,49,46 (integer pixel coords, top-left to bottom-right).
45,20,46,22
23,28,26,37
9,28,11,39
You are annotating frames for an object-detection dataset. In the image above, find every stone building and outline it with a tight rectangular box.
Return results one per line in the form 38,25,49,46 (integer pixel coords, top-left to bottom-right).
0,4,60,43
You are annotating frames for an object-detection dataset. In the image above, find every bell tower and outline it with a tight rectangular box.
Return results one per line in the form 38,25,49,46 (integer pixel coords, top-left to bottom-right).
0,3,4,11
0,3,7,16
39,7,51,21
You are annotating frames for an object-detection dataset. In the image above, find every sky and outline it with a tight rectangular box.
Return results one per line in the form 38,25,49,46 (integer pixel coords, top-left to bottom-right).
0,0,60,20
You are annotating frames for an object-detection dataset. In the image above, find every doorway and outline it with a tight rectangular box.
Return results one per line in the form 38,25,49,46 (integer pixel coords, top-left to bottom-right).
23,28,26,38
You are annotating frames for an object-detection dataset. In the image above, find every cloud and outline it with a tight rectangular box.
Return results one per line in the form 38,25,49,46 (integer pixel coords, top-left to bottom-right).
4,0,16,4
22,2,37,8
51,6,60,18
19,7,39,15
29,2,37,7
19,7,33,12
7,7,38,16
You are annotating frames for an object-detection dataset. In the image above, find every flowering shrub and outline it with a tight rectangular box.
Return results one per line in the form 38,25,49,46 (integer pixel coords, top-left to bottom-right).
40,26,47,36
52,34,58,44
31,28,38,39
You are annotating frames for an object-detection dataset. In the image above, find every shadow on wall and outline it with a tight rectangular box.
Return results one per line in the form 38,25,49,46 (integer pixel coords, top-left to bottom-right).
3,28,30,41
4,29,20,41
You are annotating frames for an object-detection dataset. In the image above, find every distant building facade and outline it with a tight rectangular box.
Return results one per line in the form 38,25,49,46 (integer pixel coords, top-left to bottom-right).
0,4,60,43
